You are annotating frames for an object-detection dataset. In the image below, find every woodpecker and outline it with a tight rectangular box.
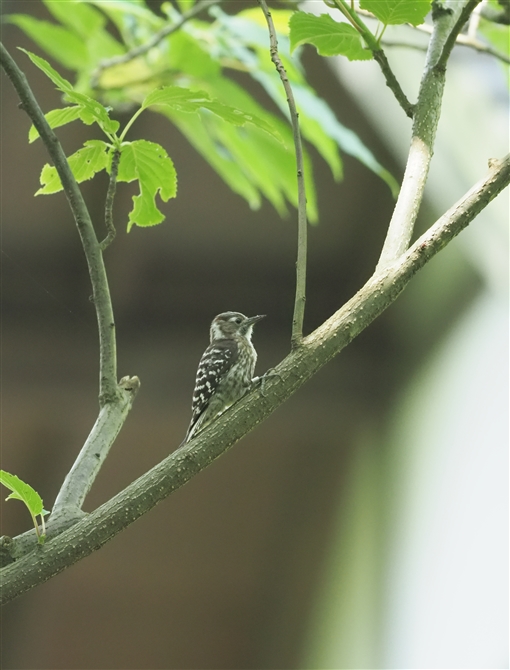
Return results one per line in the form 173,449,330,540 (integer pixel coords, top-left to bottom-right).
184,312,265,443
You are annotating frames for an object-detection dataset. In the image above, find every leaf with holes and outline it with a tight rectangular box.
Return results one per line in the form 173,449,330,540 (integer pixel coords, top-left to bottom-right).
37,140,110,195
117,140,177,229
20,50,119,136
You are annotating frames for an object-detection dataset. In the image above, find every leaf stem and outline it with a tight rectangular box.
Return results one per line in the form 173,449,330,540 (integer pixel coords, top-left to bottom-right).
330,0,415,118
257,0,308,348
376,0,481,271
0,42,119,405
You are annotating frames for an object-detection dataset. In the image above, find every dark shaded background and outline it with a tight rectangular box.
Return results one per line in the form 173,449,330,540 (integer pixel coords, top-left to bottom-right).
0,3,479,668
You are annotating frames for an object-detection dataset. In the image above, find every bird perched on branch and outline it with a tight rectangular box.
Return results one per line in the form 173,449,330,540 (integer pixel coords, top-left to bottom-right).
184,312,265,443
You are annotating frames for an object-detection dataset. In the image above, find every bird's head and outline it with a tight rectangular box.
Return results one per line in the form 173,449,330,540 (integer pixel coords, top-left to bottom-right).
210,312,265,342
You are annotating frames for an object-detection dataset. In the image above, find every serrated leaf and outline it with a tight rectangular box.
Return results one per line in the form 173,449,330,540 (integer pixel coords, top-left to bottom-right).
9,15,88,70
37,140,110,195
19,47,74,92
0,470,45,517
360,0,432,26
117,140,177,229
289,12,372,60
20,50,120,136
142,86,281,141
29,106,83,143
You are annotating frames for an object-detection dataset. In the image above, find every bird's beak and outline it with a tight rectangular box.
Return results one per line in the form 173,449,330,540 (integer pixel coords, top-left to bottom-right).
247,314,266,326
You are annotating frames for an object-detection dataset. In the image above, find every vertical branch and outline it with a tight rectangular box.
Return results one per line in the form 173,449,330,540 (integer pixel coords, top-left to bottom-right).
257,0,308,348
376,0,481,272
0,42,119,404
100,148,121,251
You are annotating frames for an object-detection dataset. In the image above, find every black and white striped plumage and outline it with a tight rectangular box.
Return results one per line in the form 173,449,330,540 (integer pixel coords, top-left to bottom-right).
184,312,265,443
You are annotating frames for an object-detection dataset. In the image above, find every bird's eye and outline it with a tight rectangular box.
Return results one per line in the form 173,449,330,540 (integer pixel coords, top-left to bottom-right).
233,317,243,324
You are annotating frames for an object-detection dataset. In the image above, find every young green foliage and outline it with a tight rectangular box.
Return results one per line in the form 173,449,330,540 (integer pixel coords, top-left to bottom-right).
289,0,433,61
0,470,49,544
117,140,177,229
289,12,372,60
8,0,399,221
360,0,432,27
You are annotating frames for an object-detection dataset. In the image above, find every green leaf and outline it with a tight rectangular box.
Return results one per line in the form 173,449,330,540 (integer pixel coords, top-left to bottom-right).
141,86,282,141
0,470,46,517
29,106,83,143
360,0,432,26
19,47,75,91
161,108,263,211
117,140,177,229
289,12,372,60
37,140,110,195
42,0,107,39
20,50,120,136
8,15,88,70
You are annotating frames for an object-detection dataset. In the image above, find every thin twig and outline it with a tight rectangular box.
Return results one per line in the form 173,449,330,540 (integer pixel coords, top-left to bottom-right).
413,21,510,64
100,148,121,251
376,0,481,271
382,34,510,64
0,42,119,405
331,0,415,118
91,0,221,87
2,153,508,599
257,0,308,348
436,0,483,70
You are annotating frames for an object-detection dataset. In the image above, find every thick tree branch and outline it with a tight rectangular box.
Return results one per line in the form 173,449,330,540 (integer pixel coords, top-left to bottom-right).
0,42,119,405
2,153,508,604
257,0,308,348
376,0,481,272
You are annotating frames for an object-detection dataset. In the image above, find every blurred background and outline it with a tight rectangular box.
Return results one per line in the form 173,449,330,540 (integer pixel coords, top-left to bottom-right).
1,1,508,668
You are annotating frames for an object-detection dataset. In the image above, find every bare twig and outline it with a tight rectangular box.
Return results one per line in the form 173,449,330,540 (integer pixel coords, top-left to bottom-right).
382,33,510,64
2,153,508,601
257,0,308,348
100,148,121,251
0,42,120,405
376,0,481,271
331,0,416,118
413,21,510,65
91,0,220,87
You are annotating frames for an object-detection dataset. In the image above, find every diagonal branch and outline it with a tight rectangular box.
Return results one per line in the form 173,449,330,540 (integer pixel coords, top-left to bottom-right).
91,0,221,88
0,42,119,405
257,0,308,348
2,153,508,603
